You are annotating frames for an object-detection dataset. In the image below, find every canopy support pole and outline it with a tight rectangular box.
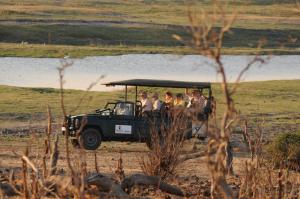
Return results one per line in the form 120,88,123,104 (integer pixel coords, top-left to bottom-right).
125,85,128,101
135,86,138,103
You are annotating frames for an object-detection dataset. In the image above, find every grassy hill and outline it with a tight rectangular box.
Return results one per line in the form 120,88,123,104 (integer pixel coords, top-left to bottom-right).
0,0,299,57
0,80,299,131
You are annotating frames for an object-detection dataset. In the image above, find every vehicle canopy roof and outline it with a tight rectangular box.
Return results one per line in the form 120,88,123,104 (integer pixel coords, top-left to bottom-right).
104,79,211,89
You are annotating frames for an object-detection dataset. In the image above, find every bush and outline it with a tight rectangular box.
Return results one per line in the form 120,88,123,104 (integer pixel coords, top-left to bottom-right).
140,109,189,179
267,132,300,170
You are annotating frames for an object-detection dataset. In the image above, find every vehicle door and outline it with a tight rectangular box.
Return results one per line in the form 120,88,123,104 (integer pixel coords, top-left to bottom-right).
133,112,150,141
109,102,136,140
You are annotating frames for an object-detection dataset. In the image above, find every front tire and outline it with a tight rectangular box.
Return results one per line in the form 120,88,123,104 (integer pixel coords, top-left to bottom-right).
80,128,102,150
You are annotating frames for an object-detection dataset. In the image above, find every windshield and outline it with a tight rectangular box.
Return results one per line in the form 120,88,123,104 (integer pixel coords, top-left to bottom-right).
115,102,134,116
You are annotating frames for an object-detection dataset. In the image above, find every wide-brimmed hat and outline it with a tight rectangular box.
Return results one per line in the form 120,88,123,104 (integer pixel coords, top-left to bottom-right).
139,91,147,96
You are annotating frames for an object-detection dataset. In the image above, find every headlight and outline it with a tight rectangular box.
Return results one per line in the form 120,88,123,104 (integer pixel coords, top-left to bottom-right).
75,118,80,129
61,126,66,132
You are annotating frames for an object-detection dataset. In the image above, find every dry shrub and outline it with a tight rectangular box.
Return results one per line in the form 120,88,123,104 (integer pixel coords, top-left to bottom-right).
178,2,240,198
267,132,300,170
173,0,270,197
114,152,125,183
239,122,300,199
140,108,190,179
0,108,64,198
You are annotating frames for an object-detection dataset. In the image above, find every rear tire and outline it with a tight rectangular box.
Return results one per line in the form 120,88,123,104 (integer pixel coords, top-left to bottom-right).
80,128,102,150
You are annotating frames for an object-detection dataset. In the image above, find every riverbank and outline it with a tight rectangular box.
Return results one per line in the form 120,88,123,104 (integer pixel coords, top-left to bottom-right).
1,43,300,58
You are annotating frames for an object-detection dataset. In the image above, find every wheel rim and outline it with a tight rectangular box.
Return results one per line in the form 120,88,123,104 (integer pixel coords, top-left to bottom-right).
86,133,98,146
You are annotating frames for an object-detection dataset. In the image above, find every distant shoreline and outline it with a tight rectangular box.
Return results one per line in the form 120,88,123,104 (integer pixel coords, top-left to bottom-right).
1,79,300,92
0,43,299,58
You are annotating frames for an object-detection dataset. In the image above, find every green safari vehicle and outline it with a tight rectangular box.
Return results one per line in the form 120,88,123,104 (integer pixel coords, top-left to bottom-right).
62,79,212,150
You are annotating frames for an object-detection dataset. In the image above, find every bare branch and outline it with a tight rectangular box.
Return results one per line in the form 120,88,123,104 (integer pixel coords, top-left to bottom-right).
230,56,267,95
179,151,206,162
57,58,73,118
49,134,59,176
70,75,105,114
121,174,186,197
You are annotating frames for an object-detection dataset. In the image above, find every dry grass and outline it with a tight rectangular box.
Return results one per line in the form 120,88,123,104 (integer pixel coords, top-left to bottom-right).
239,121,300,199
140,108,189,179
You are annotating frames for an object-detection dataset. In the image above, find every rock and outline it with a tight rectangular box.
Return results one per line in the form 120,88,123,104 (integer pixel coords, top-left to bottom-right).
0,182,18,196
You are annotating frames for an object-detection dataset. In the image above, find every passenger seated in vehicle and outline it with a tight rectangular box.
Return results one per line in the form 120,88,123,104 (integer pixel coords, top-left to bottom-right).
185,88,206,110
151,93,162,111
164,91,174,110
139,91,153,113
174,93,186,108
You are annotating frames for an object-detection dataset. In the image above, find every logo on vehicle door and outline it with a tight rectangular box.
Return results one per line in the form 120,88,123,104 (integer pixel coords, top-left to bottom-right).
115,125,132,134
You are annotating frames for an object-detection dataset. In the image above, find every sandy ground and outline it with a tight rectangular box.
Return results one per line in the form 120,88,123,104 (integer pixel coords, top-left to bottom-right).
1,133,300,198
0,136,249,180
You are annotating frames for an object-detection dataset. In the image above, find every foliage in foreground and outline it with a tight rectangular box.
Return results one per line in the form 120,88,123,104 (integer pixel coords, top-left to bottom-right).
267,131,300,170
140,109,191,179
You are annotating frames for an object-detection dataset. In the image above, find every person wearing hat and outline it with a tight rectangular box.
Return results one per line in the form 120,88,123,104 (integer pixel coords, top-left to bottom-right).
139,91,152,113
152,93,162,111
185,88,206,109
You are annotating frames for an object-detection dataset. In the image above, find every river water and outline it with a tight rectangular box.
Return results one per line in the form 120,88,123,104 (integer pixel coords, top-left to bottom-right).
0,54,299,91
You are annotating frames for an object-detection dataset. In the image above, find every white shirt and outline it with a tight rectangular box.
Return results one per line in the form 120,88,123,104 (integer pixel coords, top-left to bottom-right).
153,99,162,111
141,98,153,112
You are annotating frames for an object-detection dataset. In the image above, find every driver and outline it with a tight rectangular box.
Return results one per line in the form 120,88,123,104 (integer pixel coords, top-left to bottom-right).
116,103,130,115
140,91,152,113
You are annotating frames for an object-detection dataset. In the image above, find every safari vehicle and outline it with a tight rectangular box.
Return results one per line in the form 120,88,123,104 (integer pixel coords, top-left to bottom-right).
62,79,212,150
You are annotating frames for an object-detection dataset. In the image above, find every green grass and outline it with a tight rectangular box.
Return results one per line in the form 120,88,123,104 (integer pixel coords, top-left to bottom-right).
0,0,299,28
0,24,299,48
0,43,194,58
0,0,299,56
1,43,299,58
0,80,299,128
